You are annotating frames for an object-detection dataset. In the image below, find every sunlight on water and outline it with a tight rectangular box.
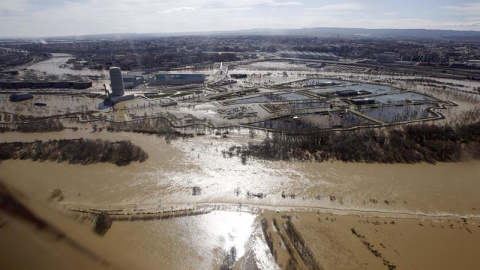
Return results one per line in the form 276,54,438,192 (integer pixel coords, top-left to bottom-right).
104,211,256,269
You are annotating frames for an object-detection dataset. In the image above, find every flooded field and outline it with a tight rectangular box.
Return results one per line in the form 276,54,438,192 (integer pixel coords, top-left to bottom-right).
250,112,374,130
228,92,311,105
0,94,105,118
309,83,400,96
372,92,438,104
361,104,434,123
290,212,480,270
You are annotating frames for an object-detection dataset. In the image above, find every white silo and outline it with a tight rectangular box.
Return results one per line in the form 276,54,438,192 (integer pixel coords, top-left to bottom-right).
109,67,124,96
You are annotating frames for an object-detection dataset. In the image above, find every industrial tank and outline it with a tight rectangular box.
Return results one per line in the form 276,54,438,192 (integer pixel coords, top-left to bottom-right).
109,67,124,96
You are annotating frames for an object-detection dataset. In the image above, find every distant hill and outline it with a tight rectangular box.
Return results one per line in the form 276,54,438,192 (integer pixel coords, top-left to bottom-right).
229,27,480,39
64,27,480,40
2,27,480,42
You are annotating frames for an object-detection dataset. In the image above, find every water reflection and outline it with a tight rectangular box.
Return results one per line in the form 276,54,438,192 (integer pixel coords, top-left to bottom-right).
104,211,256,269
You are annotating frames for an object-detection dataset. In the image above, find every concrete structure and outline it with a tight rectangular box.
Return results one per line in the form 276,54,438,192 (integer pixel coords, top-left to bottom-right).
110,94,135,104
350,98,376,105
149,74,205,85
9,92,33,102
123,74,143,89
336,90,358,97
109,67,124,96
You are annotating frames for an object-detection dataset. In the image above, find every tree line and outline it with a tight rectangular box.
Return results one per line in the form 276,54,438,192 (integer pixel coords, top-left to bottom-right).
0,119,64,133
237,122,480,164
0,139,148,166
106,117,193,143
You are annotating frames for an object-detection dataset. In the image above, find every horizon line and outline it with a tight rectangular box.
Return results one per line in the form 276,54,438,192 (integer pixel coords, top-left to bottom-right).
1,26,480,40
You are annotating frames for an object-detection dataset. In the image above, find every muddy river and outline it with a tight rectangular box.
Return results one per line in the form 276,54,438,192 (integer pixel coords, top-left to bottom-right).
28,53,108,76
1,129,479,217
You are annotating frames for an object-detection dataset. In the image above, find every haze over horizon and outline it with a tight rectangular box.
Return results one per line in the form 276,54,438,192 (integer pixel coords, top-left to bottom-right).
0,0,479,38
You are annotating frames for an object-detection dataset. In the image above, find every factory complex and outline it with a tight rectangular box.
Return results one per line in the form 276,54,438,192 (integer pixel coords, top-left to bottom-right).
149,74,205,85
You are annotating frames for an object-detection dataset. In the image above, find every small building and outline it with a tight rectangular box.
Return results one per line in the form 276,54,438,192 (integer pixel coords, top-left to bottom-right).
9,92,33,102
149,74,205,85
350,98,376,105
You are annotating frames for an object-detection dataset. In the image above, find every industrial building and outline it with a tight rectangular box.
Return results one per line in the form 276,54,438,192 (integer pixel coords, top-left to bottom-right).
149,74,205,85
123,74,144,89
277,51,339,61
106,67,135,104
9,92,34,102
109,67,124,96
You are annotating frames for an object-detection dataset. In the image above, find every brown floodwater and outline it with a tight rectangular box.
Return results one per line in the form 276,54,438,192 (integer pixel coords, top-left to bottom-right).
1,129,479,217
102,211,260,270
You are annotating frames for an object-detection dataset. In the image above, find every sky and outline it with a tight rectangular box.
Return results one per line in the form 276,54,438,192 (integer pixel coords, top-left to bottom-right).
0,0,479,38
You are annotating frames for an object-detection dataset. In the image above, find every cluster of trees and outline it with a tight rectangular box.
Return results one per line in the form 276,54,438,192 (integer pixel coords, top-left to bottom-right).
0,119,64,133
94,211,112,236
0,139,148,166
239,122,480,164
107,118,192,142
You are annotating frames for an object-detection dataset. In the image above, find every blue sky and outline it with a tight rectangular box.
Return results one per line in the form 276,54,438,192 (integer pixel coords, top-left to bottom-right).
0,0,479,37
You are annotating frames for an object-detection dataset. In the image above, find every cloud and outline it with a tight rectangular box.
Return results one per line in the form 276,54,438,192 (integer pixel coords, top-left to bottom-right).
268,1,303,6
157,7,197,14
313,3,363,12
202,0,303,9
444,3,480,15
0,0,478,37
345,17,480,31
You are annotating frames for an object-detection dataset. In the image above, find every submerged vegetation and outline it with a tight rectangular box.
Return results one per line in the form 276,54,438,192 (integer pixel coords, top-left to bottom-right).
0,139,148,166
234,122,480,164
94,211,113,236
106,117,193,142
0,119,64,133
